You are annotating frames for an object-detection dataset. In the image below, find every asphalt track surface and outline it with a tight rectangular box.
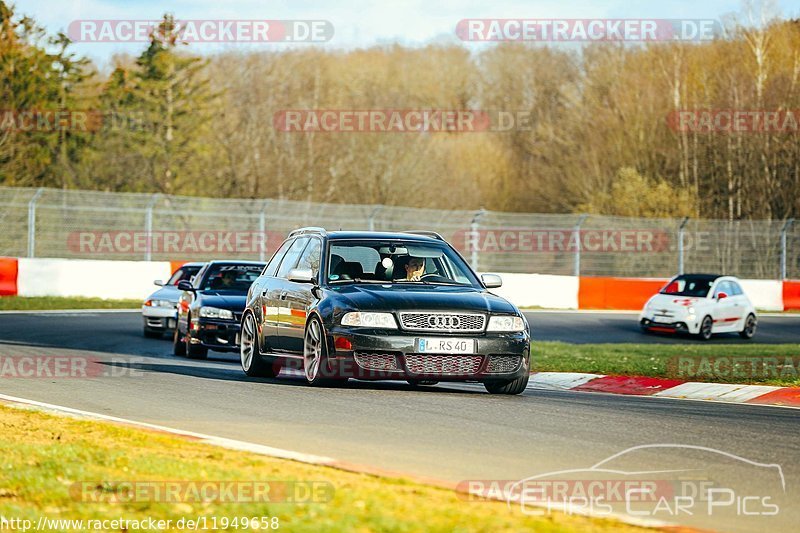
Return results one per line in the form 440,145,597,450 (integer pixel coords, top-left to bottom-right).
1,311,798,532
527,310,800,344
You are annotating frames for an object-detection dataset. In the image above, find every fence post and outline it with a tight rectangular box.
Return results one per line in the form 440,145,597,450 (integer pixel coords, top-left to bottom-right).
573,214,587,277
678,217,690,275
470,209,486,271
781,219,795,280
144,194,159,261
259,200,269,262
368,206,382,232
27,188,44,258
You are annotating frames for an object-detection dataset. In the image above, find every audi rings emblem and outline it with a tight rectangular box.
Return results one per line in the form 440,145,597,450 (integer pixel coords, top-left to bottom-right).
428,315,461,329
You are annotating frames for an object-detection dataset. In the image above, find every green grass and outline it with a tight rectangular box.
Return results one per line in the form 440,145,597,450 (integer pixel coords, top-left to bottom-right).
534,341,800,386
0,404,644,533
0,296,140,310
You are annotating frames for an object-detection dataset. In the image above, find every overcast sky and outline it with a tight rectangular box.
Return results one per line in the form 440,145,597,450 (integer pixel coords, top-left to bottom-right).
20,0,799,67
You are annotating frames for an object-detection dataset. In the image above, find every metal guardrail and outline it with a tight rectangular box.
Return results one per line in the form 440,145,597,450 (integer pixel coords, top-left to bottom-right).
0,186,797,279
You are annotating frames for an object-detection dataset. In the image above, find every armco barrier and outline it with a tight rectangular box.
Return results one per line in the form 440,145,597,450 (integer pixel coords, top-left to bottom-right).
784,280,800,311
578,276,667,310
0,257,18,296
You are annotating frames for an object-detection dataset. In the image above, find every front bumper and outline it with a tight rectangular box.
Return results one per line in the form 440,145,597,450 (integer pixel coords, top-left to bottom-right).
190,318,241,352
639,313,700,334
142,305,177,331
321,327,530,382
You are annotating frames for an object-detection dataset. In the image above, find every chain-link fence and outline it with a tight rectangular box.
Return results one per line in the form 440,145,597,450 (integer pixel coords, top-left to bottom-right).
0,186,797,279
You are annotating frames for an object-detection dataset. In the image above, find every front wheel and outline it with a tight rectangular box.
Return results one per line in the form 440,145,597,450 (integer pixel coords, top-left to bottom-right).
696,316,713,341
173,326,186,356
303,317,335,386
241,313,279,378
739,314,757,339
484,373,529,395
184,314,208,359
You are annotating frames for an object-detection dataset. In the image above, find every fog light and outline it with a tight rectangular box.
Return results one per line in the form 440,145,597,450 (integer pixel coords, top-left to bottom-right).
334,336,353,351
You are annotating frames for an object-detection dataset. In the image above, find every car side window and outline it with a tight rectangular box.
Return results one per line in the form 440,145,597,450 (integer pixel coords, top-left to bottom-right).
730,282,743,296
276,237,310,279
263,239,294,277
295,238,322,278
714,281,732,297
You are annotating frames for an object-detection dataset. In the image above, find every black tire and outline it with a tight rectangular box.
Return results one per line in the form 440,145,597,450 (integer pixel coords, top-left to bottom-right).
739,313,757,339
697,316,713,341
186,337,208,359
184,313,208,359
172,325,186,356
407,380,439,386
484,373,529,395
143,327,163,339
240,312,280,378
303,316,335,386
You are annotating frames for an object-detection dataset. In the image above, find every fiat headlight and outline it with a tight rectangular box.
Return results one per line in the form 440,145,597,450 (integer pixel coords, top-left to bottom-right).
199,306,234,320
487,315,526,332
341,312,397,329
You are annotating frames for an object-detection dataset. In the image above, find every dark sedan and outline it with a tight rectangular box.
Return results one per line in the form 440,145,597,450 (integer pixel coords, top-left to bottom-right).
239,228,530,394
173,260,266,359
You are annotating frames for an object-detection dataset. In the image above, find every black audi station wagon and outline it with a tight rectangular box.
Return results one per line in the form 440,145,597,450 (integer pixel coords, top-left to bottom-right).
239,228,530,394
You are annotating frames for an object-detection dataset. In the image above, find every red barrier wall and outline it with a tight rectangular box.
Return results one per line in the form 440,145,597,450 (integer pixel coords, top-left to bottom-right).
783,280,800,311
0,257,19,296
170,261,187,276
579,276,668,310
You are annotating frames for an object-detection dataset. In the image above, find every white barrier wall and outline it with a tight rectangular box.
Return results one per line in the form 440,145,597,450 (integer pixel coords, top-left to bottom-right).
738,279,784,311
17,258,172,300
488,273,579,310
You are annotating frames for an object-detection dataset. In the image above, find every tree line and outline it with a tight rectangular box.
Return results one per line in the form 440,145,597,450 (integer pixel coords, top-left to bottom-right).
1,1,798,220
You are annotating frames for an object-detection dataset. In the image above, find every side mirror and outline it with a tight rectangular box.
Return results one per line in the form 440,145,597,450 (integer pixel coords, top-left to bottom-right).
177,280,195,292
153,279,164,286
288,268,315,284
716,292,728,301
481,273,503,289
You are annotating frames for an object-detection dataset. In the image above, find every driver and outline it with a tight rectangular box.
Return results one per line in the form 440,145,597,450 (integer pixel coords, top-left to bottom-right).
404,257,425,281
211,270,237,289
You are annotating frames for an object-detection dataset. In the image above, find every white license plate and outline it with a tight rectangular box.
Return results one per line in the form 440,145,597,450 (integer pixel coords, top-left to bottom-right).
416,338,476,354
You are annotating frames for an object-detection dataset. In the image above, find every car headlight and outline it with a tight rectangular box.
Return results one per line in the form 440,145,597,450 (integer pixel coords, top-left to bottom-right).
487,315,526,332
341,312,397,329
199,306,234,320
686,306,696,315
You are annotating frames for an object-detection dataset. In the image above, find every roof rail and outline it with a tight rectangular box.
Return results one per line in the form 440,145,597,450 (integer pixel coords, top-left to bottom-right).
401,230,444,240
288,227,327,238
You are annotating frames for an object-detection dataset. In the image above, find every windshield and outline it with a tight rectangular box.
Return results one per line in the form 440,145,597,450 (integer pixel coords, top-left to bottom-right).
660,276,716,297
199,264,263,293
167,265,201,285
327,240,480,287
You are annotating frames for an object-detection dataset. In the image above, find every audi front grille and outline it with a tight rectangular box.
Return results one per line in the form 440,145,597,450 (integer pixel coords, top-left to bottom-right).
404,354,484,375
399,312,486,333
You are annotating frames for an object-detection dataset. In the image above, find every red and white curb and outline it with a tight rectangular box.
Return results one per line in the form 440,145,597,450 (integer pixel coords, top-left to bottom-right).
529,372,800,408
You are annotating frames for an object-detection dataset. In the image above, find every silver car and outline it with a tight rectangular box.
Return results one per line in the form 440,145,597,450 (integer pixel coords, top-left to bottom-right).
142,262,205,338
